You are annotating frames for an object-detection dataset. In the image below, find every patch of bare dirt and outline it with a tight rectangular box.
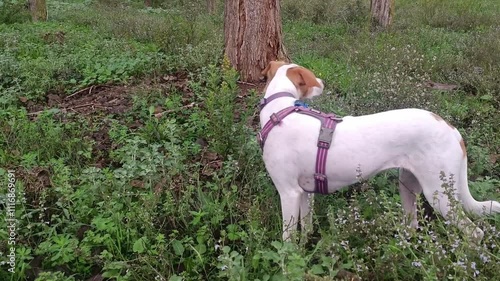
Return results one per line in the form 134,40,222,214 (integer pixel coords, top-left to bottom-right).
25,85,133,117
91,121,114,168
18,167,52,195
22,72,193,118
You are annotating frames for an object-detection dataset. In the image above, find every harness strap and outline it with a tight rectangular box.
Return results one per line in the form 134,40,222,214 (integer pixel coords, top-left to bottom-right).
314,116,339,194
258,105,342,194
259,92,296,110
257,106,298,149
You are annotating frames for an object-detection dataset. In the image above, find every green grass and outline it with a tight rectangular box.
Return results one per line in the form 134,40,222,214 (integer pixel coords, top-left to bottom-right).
0,0,499,280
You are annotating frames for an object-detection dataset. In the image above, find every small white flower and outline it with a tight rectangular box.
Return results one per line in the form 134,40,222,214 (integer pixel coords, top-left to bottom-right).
479,253,490,263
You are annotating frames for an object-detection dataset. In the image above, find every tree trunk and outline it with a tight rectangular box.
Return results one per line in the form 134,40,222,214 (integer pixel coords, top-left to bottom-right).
207,0,215,14
224,0,289,82
145,0,152,8
29,0,48,22
370,0,394,28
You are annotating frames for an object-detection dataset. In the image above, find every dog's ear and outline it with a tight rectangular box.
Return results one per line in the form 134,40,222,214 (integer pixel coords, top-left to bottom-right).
260,61,287,82
286,67,321,98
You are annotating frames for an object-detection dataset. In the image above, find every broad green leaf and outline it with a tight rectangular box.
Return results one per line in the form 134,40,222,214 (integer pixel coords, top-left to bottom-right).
133,237,147,254
172,239,184,256
310,264,325,274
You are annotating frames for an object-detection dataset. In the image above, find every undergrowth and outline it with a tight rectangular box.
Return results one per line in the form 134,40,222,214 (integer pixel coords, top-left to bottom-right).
0,0,499,280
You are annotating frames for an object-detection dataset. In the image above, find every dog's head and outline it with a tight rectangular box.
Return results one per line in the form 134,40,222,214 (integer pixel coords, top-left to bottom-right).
261,61,324,99
260,61,288,83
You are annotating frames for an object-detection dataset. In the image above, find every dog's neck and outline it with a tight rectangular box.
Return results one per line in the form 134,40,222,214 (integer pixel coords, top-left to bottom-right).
259,92,296,110
259,90,298,129
264,74,299,96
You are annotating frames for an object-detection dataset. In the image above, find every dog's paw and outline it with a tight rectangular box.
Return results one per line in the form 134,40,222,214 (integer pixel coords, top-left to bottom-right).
469,227,484,245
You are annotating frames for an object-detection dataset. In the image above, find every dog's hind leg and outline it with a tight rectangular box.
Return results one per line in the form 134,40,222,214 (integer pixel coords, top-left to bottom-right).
299,192,314,236
398,168,422,229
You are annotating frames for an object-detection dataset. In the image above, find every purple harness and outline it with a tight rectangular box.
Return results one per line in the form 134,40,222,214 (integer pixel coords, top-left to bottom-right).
257,92,342,194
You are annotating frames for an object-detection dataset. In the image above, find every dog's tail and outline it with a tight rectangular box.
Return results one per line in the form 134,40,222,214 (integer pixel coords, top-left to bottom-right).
458,158,500,215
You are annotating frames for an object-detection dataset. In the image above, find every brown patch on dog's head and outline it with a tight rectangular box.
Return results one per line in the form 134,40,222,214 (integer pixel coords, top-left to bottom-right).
260,61,288,82
286,66,322,98
430,112,455,129
260,61,288,93
460,139,467,158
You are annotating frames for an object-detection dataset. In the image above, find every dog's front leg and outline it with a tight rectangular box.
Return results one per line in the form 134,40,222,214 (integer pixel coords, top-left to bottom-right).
280,191,301,241
300,192,314,236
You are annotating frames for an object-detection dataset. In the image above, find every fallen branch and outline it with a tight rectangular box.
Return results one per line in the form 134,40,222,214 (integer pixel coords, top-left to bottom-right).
66,86,93,100
425,81,459,91
69,103,96,110
237,81,257,86
27,110,46,116
66,84,108,100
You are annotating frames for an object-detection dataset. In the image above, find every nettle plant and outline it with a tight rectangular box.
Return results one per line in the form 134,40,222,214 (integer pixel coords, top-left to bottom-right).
191,57,247,157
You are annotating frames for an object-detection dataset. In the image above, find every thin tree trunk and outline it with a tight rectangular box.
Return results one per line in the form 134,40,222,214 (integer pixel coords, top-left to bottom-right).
29,0,48,22
145,0,152,8
370,0,394,28
224,0,289,82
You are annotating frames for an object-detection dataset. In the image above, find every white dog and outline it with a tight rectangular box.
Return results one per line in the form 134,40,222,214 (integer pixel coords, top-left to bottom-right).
258,61,499,242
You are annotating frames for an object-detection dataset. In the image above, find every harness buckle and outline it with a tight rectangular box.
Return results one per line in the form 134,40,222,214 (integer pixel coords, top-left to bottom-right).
270,113,281,125
314,173,327,182
317,127,335,148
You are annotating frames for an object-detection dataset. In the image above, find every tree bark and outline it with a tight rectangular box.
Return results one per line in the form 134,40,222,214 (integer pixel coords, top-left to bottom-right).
145,0,153,8
224,0,289,82
29,0,48,22
370,0,394,28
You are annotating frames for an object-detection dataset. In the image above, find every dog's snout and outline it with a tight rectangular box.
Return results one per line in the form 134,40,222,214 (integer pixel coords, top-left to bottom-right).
317,78,325,88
